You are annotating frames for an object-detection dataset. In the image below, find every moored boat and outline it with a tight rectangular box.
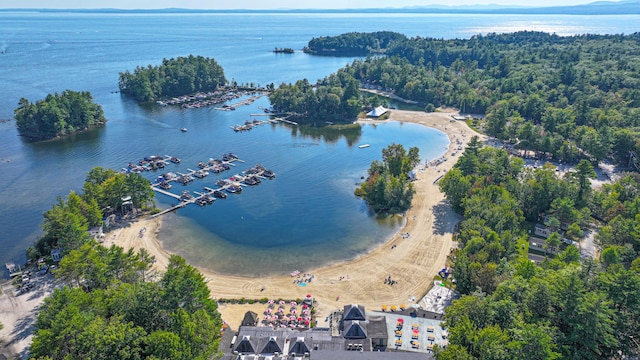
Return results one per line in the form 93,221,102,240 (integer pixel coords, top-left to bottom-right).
180,190,194,201
158,181,172,190
225,184,242,193
194,169,209,178
213,189,227,199
262,169,276,178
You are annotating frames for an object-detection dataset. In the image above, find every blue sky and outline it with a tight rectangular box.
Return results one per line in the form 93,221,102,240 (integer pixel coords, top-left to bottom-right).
0,0,603,9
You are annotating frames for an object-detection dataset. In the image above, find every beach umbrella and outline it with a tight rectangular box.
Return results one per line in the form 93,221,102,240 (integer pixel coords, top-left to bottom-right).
306,294,312,298
398,318,404,323
266,308,272,313
304,320,310,325
292,309,297,314
279,300,286,305
290,301,297,306
268,299,274,304
298,317,303,322
302,304,308,309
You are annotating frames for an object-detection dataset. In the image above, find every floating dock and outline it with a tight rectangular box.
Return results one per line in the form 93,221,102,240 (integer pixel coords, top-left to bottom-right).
149,161,275,218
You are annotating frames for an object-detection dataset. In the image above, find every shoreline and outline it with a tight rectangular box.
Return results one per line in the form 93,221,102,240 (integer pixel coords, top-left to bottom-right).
109,108,484,326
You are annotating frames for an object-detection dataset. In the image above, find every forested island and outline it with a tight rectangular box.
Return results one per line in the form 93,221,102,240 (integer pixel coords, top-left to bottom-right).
304,31,407,56
268,72,364,125
14,91,106,140
355,143,420,213
273,47,295,54
118,55,227,102
434,137,640,359
304,31,640,167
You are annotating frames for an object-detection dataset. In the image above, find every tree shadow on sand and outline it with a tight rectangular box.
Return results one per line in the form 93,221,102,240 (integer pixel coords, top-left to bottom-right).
7,307,37,349
431,199,462,236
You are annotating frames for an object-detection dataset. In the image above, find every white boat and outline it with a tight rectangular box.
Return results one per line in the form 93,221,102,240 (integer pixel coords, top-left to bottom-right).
180,127,187,132
358,144,370,149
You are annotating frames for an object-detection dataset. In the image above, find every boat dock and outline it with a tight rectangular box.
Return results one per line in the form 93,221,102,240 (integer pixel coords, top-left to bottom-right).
5,262,22,277
121,154,180,174
149,161,275,218
273,117,298,126
213,93,266,111
230,119,273,132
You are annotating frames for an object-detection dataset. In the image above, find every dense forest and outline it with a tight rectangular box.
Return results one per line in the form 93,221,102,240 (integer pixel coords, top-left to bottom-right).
307,31,640,166
118,55,227,102
14,90,106,140
268,71,364,124
304,31,407,56
435,137,640,359
23,167,223,359
27,167,154,261
31,251,222,360
355,143,420,213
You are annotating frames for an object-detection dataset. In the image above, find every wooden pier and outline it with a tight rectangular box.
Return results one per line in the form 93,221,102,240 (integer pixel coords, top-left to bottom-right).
273,117,298,126
5,262,22,277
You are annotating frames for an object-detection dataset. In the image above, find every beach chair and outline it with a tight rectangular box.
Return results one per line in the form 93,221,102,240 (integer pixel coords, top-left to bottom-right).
426,325,435,332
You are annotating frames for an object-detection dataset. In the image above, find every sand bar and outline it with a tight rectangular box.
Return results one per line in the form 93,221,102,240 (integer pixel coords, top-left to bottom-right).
109,109,484,325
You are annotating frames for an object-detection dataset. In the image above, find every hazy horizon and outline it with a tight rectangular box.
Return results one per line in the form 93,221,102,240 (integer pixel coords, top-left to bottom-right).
0,0,614,10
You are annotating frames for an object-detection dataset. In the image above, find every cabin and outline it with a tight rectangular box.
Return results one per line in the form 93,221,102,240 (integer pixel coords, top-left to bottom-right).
51,249,63,262
529,237,557,254
534,223,553,238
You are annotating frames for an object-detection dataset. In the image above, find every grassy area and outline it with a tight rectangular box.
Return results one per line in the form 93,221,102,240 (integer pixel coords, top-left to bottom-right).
465,118,484,133
517,236,530,259
433,274,456,290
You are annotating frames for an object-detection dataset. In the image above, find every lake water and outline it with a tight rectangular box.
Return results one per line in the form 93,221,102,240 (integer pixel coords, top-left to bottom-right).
1,12,638,275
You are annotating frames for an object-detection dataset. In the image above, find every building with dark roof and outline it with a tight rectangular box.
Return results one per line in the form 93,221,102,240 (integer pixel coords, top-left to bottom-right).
241,311,259,327
343,320,367,339
260,336,283,355
225,305,444,360
342,304,366,321
288,337,311,357
234,335,256,355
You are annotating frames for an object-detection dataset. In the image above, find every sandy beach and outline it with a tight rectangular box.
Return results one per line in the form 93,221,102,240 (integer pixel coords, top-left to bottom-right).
109,109,483,328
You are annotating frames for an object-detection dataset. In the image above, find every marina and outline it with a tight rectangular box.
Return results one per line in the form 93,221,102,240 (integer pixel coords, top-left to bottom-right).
149,158,276,218
231,119,275,132
156,89,267,109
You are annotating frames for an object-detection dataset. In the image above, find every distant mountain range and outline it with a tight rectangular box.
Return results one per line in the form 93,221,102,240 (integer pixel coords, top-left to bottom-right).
3,0,640,15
